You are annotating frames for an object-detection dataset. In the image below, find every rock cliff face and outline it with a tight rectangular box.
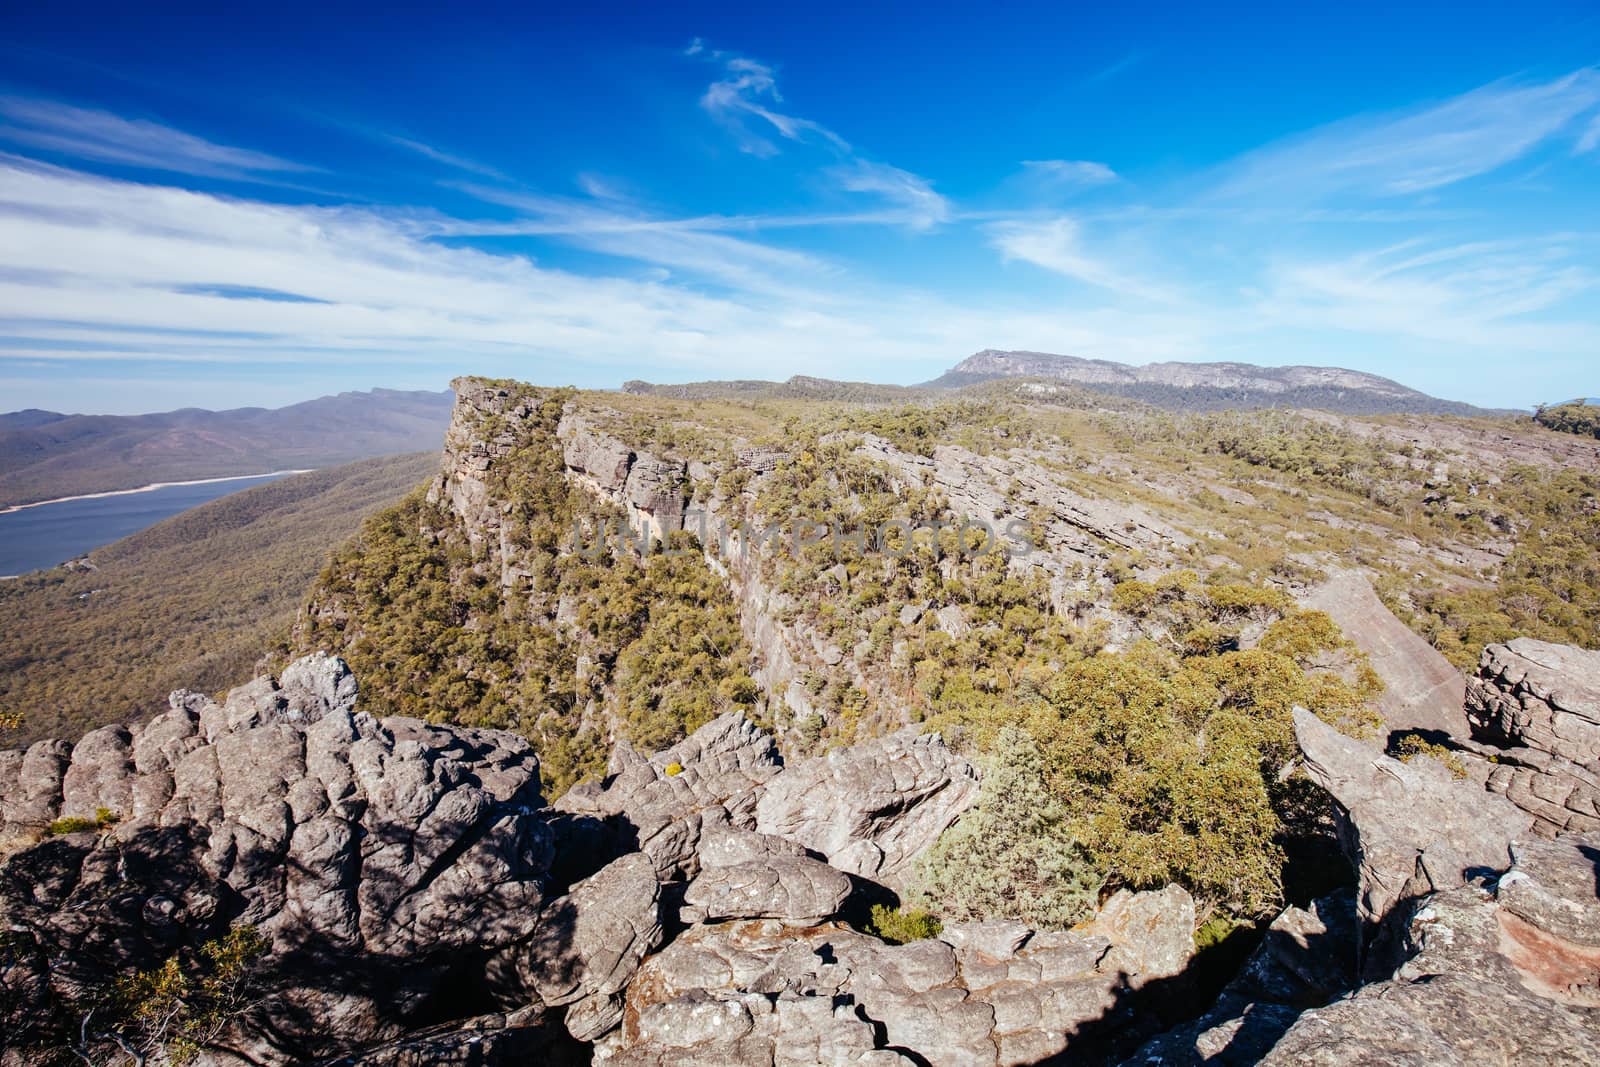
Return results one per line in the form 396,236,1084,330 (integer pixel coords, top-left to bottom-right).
1467,638,1600,835
428,378,1196,743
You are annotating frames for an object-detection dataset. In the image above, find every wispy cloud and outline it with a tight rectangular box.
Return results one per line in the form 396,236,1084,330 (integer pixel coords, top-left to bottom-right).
1258,236,1599,351
440,183,843,297
0,97,307,180
1579,112,1600,154
1087,50,1147,85
1217,68,1600,200
1021,159,1120,187
831,160,950,229
694,47,847,157
689,42,950,229
381,133,508,180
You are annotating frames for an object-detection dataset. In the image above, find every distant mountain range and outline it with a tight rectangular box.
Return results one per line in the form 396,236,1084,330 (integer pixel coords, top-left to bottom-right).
0,388,453,507
922,350,1493,415
624,351,1495,417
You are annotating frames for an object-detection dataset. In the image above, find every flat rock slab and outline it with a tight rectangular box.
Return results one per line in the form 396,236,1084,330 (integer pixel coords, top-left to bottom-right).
1299,569,1467,738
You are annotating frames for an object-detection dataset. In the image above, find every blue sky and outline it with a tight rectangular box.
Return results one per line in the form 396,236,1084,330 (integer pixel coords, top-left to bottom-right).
0,2,1597,413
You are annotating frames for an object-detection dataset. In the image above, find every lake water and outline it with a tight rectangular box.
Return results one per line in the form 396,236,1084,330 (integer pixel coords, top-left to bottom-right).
0,473,297,577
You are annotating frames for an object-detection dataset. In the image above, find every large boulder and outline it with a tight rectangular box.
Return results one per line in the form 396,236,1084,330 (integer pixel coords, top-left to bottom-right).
1089,885,1198,987
554,712,784,879
600,885,1196,1067
754,728,980,880
683,855,852,924
513,853,663,1041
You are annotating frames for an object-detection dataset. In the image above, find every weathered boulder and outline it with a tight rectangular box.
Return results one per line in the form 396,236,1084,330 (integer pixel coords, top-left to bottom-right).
554,712,784,879
513,853,663,1041
754,728,980,879
683,855,852,924
1257,832,1600,1065
58,723,136,822
1467,639,1600,835
1293,707,1532,937
1090,885,1198,987
0,738,72,839
0,655,555,1066
600,884,1197,1067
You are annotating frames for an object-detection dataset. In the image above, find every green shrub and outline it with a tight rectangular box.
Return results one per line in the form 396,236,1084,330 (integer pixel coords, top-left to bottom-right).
912,727,1101,928
868,904,943,945
1534,401,1600,439
296,390,758,795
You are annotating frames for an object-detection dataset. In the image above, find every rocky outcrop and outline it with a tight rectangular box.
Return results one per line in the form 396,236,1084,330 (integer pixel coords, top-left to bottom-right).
558,415,689,543
0,652,1219,1066
1467,639,1600,835
1,655,556,1064
1256,832,1600,1065
1292,708,1532,944
599,887,1196,1067
553,712,785,878
754,728,981,880
512,853,664,1041
683,853,853,924
854,433,1192,617
1299,569,1468,737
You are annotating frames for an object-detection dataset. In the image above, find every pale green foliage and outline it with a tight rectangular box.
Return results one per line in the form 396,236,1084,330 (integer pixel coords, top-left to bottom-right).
912,727,1101,929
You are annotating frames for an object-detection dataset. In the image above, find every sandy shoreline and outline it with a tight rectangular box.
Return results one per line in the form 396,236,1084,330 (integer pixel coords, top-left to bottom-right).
0,470,315,515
